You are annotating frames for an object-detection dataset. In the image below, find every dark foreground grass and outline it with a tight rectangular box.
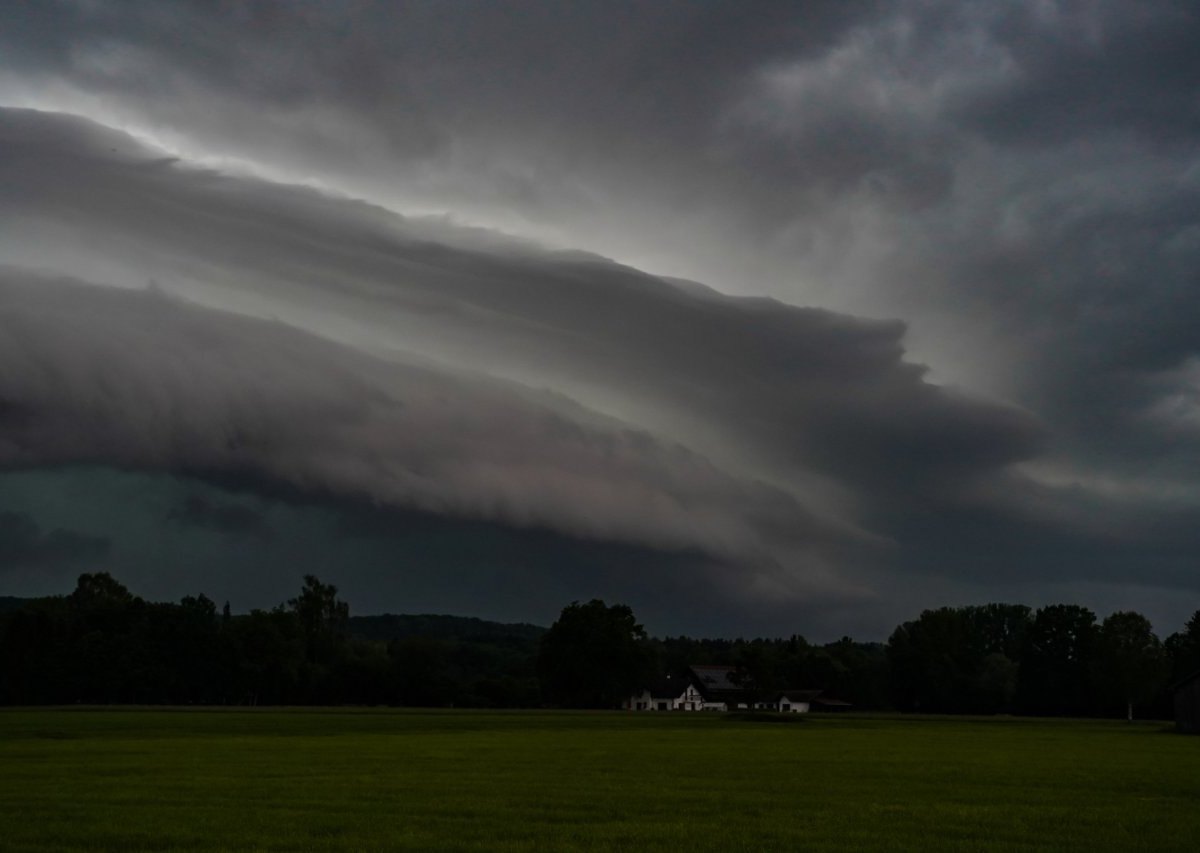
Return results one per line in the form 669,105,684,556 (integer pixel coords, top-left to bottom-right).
1,709,1196,852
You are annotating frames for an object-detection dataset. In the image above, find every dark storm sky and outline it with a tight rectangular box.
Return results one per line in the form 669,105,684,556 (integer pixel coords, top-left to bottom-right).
1,1,1198,639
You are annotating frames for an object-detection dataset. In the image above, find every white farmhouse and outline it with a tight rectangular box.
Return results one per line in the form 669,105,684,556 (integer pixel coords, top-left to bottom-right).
625,665,840,713
624,674,726,711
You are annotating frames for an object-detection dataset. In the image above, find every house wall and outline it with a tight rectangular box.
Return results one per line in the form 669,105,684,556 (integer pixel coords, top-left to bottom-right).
672,685,704,711
777,697,810,714
1177,676,1200,734
625,689,653,711
627,689,690,710
628,684,727,711
749,697,811,713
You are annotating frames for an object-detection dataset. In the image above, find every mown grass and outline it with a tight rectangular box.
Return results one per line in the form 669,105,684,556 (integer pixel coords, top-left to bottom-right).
0,709,1196,851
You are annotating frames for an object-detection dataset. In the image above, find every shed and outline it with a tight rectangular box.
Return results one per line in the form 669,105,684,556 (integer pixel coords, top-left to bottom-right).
1174,668,1200,734
753,690,823,713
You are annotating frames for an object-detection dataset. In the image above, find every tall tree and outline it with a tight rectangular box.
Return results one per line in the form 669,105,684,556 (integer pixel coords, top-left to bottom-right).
887,608,981,713
537,600,650,708
962,604,1031,713
1166,610,1200,682
288,575,349,666
727,642,777,710
963,604,1032,660
1096,611,1167,721
1017,604,1098,716
71,572,134,607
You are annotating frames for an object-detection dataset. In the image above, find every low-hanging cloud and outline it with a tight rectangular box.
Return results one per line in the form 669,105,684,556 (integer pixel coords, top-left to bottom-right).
167,495,272,540
0,511,110,569
0,109,1046,504
0,268,881,600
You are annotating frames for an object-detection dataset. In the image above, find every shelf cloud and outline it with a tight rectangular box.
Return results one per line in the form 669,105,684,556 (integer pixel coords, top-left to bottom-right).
1,2,1198,636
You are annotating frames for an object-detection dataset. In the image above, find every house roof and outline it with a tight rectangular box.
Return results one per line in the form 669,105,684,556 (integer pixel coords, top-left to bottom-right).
688,665,744,692
812,696,854,708
638,666,836,705
688,666,827,700
1170,667,1200,692
642,674,689,700
773,689,823,703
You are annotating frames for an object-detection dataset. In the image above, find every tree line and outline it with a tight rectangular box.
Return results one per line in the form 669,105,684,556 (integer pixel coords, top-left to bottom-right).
2,574,1198,718
535,599,892,710
536,600,1200,719
886,604,1199,719
0,573,540,707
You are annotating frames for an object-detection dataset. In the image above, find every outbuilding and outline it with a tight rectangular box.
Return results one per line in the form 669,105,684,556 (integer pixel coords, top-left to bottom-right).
752,690,822,713
1174,668,1200,734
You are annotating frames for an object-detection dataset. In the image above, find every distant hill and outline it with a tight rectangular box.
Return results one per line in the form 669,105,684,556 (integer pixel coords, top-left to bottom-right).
348,613,544,645
0,586,544,707
0,593,543,644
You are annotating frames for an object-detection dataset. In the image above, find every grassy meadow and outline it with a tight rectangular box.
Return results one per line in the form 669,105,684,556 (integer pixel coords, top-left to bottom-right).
0,709,1196,852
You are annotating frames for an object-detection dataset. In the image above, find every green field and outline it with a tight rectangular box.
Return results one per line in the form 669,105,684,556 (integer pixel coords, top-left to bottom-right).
0,709,1196,852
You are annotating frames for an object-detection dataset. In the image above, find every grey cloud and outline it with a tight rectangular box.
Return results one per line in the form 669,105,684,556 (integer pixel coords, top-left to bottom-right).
0,268,872,602
951,1,1200,149
0,108,1065,603
882,140,1200,497
7,3,1194,352
0,108,1045,509
0,1,890,267
0,108,1090,607
0,466,864,639
4,2,1196,271
697,2,1200,520
0,511,110,568
167,495,272,540
3,2,873,124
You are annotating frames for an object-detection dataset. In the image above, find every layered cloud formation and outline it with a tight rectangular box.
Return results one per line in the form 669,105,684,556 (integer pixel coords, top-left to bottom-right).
1,2,1198,635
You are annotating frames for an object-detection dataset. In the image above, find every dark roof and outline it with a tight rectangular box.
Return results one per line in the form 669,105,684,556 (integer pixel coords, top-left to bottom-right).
688,665,744,692
688,666,829,701
637,666,840,707
1170,667,1200,692
772,689,823,703
640,674,689,699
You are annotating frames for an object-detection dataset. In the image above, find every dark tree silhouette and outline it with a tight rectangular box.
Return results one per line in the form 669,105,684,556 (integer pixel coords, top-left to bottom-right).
1097,611,1167,721
964,603,1032,660
0,573,1189,716
71,572,134,606
887,608,978,712
1017,604,1098,716
1166,610,1200,683
727,643,776,710
537,600,650,708
288,575,349,666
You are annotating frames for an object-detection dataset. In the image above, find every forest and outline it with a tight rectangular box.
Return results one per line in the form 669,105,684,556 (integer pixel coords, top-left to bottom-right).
1,573,1197,718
